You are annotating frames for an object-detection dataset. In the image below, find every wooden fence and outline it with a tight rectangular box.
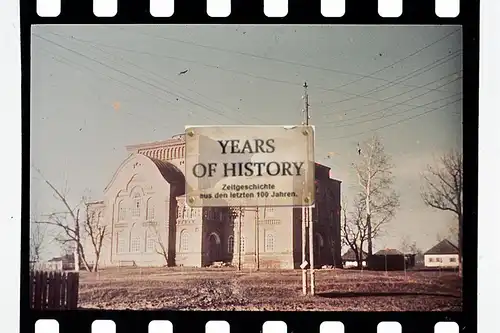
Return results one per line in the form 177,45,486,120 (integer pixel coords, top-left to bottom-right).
29,271,79,310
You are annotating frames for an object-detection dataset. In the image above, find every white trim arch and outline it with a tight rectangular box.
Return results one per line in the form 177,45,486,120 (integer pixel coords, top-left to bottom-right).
179,229,189,252
207,232,221,245
265,232,275,252
228,235,234,253
104,153,175,198
315,233,324,248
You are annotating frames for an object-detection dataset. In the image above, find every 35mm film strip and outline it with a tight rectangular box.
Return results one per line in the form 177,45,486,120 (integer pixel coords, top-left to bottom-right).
35,0,461,19
34,318,462,333
23,0,477,332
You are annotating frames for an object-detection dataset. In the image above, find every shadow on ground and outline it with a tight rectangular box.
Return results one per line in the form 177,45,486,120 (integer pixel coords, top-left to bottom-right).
317,291,460,299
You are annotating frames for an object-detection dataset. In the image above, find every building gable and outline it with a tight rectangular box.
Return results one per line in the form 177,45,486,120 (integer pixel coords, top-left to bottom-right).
424,239,459,255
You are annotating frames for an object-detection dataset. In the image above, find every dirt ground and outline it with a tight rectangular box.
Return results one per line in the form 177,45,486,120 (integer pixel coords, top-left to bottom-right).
78,267,462,311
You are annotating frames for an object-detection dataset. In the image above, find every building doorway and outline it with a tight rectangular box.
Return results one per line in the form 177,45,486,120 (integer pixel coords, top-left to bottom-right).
207,232,221,265
315,233,324,266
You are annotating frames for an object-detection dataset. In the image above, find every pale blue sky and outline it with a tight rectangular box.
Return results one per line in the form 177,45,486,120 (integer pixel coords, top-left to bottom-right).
30,25,462,259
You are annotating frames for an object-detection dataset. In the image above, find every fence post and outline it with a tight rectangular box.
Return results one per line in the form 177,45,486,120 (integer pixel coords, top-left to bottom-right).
29,271,34,309
30,270,79,310
60,272,67,309
47,272,54,309
73,272,79,309
33,271,41,309
40,271,48,310
53,272,61,309
67,272,78,309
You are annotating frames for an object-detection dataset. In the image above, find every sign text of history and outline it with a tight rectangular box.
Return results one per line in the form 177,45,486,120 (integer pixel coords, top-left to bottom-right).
184,125,315,208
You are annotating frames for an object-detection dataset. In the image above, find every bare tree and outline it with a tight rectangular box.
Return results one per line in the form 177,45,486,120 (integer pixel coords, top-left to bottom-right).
84,204,110,272
147,223,169,265
421,150,463,276
352,135,400,255
60,241,75,257
340,196,368,268
400,236,421,255
30,219,47,268
400,236,412,254
33,166,91,272
447,221,459,245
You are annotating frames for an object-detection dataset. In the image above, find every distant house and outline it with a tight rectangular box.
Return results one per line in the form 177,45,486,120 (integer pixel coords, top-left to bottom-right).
367,248,411,271
424,239,459,268
45,254,75,271
341,249,368,268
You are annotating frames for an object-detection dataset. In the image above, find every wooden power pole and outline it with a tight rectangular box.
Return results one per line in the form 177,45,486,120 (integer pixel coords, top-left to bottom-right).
254,207,260,271
301,206,308,295
301,82,316,295
237,206,242,271
301,82,314,295
308,205,315,295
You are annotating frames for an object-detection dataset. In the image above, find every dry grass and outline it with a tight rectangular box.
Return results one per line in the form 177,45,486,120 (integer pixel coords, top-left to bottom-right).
78,267,462,311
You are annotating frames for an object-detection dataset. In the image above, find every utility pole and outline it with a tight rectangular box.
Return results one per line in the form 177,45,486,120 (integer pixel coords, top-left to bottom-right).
301,207,308,295
254,206,260,271
303,82,310,126
302,81,316,295
237,206,242,271
301,82,310,295
308,205,315,295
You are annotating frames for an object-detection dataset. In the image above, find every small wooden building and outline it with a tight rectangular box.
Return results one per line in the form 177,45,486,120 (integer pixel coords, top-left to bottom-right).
341,248,368,268
367,248,413,271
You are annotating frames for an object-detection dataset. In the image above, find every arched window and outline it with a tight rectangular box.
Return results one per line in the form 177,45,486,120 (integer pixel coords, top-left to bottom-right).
116,231,127,253
265,233,275,252
180,230,189,252
228,236,234,253
131,192,141,217
118,201,126,221
146,230,156,252
146,198,155,220
130,234,141,252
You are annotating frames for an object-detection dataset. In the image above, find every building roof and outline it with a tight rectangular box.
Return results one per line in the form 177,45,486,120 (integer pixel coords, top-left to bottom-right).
148,157,185,185
125,134,185,152
374,248,404,256
341,248,368,261
48,254,74,262
86,200,104,206
424,239,459,255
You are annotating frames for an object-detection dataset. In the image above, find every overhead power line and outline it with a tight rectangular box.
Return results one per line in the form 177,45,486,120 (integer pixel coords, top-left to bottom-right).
321,75,462,126
41,31,458,111
33,33,246,125
35,46,222,126
327,91,461,129
317,50,462,109
325,28,461,92
320,70,462,121
324,98,462,141
45,31,267,125
128,27,459,92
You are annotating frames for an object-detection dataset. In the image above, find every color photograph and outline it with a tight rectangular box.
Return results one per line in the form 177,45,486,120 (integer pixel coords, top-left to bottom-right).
29,25,463,311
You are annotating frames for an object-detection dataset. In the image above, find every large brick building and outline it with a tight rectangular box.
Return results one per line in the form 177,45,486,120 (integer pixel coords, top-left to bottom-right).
84,134,342,269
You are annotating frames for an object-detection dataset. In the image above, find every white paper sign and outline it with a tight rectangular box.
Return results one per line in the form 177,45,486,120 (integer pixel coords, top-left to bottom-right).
184,125,315,207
